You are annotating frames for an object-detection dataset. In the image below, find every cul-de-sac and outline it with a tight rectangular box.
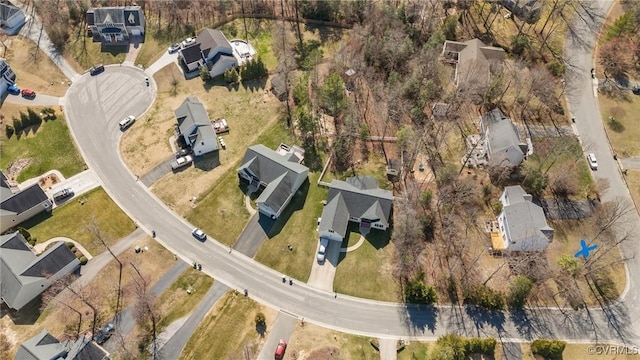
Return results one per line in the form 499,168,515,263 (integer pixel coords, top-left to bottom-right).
1,1,640,359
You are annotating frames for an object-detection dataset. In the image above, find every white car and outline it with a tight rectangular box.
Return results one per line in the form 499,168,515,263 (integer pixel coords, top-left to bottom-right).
171,155,193,170
119,115,135,130
181,37,196,48
317,238,329,263
168,43,180,53
218,136,226,149
191,228,207,241
587,153,598,170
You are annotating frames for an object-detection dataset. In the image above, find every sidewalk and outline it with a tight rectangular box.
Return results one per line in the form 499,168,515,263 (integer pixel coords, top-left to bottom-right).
33,237,93,260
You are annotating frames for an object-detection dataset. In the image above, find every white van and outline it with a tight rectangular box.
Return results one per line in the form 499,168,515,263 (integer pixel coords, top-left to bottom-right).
119,115,135,130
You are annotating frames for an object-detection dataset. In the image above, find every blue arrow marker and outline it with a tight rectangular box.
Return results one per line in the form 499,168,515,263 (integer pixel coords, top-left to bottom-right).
574,239,598,259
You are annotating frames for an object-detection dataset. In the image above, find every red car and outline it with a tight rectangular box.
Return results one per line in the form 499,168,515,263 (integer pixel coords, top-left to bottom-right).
21,89,36,99
274,339,287,360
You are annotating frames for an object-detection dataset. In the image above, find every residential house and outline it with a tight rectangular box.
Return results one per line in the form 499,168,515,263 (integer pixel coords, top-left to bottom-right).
15,330,109,360
479,108,528,167
237,144,309,219
0,1,26,35
86,6,145,46
0,58,17,98
442,38,505,88
499,0,542,23
319,176,394,244
270,75,287,101
1,232,80,310
181,28,237,77
493,185,554,252
1,171,53,233
175,97,218,156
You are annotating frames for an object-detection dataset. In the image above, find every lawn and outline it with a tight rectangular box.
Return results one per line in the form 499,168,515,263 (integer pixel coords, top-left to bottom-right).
156,267,215,329
522,342,640,360
333,224,399,302
397,341,430,360
626,169,640,212
286,322,379,359
63,26,126,72
598,94,640,157
254,172,328,282
24,187,136,256
0,110,85,182
179,291,276,360
0,36,69,96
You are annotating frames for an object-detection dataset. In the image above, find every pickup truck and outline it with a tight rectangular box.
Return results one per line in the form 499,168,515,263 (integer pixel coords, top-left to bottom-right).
171,155,193,170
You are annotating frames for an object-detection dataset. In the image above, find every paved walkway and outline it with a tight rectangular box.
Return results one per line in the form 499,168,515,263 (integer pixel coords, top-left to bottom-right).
341,235,365,253
33,237,93,260
378,338,398,360
245,195,257,216
621,157,640,170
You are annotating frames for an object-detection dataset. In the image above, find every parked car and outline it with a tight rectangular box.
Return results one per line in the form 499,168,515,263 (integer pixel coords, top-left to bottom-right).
53,188,74,202
587,153,598,170
181,37,196,48
317,238,329,264
632,85,640,95
119,115,136,130
218,136,226,149
168,43,181,53
90,64,105,76
274,339,287,360
7,84,20,95
93,323,114,345
191,228,207,241
175,148,192,158
171,155,193,170
21,88,36,99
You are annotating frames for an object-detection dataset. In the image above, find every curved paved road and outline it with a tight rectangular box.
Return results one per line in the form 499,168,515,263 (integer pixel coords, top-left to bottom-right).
61,0,640,349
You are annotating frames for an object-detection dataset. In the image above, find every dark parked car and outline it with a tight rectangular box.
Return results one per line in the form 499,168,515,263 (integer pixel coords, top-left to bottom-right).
93,323,114,344
175,148,192,158
21,89,36,99
7,84,20,95
90,64,105,76
632,85,640,95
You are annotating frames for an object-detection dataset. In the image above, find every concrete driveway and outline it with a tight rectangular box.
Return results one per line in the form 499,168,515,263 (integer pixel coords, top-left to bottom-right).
145,51,179,76
3,93,63,106
140,156,175,187
306,239,340,292
232,213,271,256
256,312,297,360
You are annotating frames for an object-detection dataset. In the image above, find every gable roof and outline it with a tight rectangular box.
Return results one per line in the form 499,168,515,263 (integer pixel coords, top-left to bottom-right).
175,97,217,150
1,232,80,310
1,183,49,215
196,28,232,58
443,38,505,86
320,176,394,238
15,330,109,360
238,145,308,214
500,186,553,251
180,44,202,65
481,108,525,165
86,6,142,26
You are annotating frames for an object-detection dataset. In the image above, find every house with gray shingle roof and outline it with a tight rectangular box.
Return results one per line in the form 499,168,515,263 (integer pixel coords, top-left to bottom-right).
181,28,237,77
442,38,505,88
1,232,80,310
175,97,218,156
0,0,26,35
86,6,145,46
237,144,309,219
495,185,553,251
480,108,528,167
1,171,53,233
15,329,109,360
319,176,394,243
1,58,17,98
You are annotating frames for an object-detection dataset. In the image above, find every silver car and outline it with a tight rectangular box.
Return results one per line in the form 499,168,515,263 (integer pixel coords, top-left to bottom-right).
317,238,329,263
587,153,598,170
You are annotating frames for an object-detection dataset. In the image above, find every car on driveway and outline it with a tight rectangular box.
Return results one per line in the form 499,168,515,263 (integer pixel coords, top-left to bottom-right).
53,188,74,202
171,155,193,170
191,228,207,241
587,153,598,170
90,64,105,76
21,88,36,99
274,339,287,360
7,84,20,95
93,323,114,345
317,238,329,264
181,37,196,48
168,43,181,53
175,148,192,158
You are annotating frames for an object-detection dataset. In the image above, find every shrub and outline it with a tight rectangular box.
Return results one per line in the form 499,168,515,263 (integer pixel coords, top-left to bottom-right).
240,57,268,81
463,284,505,310
507,276,534,308
223,68,239,84
5,125,14,138
12,117,22,132
66,242,75,248
465,338,496,354
20,111,30,127
78,256,88,265
254,312,266,325
27,108,42,125
405,272,437,304
200,66,211,81
531,339,566,360
511,35,530,56
17,227,32,241
546,60,565,77
607,116,625,132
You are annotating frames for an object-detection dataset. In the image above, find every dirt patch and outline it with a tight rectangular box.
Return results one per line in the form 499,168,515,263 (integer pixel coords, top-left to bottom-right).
304,346,341,360
5,159,32,182
38,173,60,189
0,35,70,96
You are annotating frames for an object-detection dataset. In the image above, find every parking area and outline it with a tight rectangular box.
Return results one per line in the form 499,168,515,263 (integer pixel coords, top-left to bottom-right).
306,239,341,292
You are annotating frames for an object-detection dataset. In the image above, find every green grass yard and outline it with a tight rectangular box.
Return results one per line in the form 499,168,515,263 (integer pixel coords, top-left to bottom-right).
156,268,214,329
0,114,85,182
599,94,640,157
24,188,136,256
